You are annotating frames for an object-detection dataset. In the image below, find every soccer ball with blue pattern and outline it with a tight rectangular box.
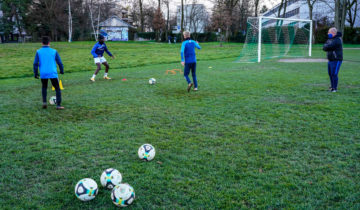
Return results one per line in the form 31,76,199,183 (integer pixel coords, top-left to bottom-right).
100,168,122,189
148,78,156,85
138,144,156,161
49,96,56,105
74,178,98,201
111,183,135,207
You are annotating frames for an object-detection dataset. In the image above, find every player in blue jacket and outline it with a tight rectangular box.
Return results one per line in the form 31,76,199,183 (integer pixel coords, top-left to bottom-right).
90,35,115,82
33,36,64,110
180,31,201,92
323,27,343,92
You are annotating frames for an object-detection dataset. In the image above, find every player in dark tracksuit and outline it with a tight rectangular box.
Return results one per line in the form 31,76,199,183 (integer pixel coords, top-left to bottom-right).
181,31,201,92
323,28,343,93
33,36,64,109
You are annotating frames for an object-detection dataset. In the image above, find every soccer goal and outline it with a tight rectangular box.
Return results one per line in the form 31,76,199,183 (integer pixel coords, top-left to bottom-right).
238,16,313,63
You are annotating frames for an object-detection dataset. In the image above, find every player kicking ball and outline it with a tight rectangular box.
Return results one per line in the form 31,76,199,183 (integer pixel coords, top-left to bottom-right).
180,31,201,92
90,35,115,82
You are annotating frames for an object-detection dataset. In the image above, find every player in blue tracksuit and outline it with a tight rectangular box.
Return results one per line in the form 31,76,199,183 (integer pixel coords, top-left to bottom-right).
33,36,64,110
90,35,115,82
323,27,343,92
181,31,201,92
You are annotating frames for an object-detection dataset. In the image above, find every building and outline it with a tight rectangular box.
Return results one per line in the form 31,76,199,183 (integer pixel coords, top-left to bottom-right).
173,4,209,34
98,15,135,41
262,0,360,27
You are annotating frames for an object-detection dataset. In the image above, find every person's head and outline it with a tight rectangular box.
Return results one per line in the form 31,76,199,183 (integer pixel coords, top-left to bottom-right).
42,36,50,46
328,27,337,39
183,31,190,39
98,35,105,44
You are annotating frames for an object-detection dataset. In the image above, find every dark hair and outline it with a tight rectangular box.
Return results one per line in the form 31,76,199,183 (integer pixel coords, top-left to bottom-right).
42,36,50,45
98,35,105,40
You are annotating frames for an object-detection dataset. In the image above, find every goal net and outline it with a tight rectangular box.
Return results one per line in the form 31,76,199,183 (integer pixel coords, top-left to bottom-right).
238,16,312,63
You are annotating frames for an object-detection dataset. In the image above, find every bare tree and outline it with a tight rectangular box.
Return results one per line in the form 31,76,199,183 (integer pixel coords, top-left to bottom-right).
88,0,98,41
335,0,347,35
254,0,260,17
68,0,73,42
181,0,184,40
139,0,145,32
346,0,358,29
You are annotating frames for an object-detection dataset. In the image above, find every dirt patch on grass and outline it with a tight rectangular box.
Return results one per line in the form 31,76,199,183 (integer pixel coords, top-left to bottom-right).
278,58,328,63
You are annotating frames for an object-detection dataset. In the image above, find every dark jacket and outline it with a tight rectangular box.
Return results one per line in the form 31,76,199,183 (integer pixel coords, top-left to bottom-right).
323,32,343,61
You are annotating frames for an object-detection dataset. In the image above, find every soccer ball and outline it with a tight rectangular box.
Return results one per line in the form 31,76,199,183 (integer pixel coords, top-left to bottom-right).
148,78,156,85
138,144,156,161
49,96,57,105
74,178,98,201
100,168,122,189
111,183,135,207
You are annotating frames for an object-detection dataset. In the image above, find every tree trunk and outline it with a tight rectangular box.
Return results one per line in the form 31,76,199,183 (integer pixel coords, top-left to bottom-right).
68,0,73,42
139,0,144,32
88,0,98,41
335,0,347,35
181,0,184,41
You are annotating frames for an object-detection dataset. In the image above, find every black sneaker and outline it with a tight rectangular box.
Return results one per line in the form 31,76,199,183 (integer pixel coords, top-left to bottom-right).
56,106,65,110
42,103,47,109
331,89,337,93
187,83,193,92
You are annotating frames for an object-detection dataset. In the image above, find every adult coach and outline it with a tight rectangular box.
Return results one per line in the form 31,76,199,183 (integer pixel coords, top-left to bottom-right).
323,27,343,93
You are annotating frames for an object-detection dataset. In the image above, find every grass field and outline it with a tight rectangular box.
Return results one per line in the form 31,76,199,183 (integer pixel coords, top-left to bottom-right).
0,42,360,209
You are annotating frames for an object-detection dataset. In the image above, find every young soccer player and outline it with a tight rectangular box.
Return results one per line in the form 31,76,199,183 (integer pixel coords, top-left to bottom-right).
323,27,343,93
180,31,201,92
90,35,115,82
33,36,64,110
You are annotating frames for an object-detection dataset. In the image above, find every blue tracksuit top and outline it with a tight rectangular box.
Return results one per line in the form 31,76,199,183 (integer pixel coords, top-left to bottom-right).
33,46,64,79
181,39,201,64
91,42,113,58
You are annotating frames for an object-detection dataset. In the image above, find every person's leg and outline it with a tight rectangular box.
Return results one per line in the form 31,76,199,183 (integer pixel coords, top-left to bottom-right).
184,63,193,92
328,62,333,90
91,63,102,81
333,61,342,90
191,63,198,89
41,79,48,107
50,78,62,108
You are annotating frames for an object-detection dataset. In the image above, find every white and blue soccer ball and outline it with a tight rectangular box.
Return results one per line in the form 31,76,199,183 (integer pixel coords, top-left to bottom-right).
148,78,156,85
138,144,156,161
100,168,122,189
111,183,135,207
74,178,98,201
49,96,57,105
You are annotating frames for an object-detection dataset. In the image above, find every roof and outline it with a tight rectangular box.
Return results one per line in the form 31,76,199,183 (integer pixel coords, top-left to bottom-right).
99,16,135,28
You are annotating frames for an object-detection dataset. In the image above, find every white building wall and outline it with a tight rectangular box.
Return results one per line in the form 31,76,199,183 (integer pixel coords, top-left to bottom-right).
263,0,360,27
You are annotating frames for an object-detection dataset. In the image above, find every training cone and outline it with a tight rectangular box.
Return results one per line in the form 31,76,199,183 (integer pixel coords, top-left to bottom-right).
52,80,64,90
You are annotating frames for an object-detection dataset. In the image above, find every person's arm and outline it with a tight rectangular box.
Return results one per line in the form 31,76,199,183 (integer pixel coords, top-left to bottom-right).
323,39,337,52
55,51,64,74
195,41,201,50
33,52,39,79
91,43,99,58
180,42,186,65
105,44,114,58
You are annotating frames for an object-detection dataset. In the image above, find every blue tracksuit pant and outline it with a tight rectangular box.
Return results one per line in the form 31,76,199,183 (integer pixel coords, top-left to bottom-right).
184,63,197,88
328,61,342,90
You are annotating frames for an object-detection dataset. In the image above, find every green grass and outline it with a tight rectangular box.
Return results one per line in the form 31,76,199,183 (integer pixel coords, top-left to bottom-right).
0,42,360,209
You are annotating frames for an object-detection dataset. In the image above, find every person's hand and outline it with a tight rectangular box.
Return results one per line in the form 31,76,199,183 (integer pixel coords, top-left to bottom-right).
60,71,64,75
196,41,199,44
98,55,102,57
111,55,115,59
181,62,185,66
34,74,39,79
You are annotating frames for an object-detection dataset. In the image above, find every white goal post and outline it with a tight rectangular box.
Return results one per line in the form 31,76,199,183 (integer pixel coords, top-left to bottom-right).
239,16,313,63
